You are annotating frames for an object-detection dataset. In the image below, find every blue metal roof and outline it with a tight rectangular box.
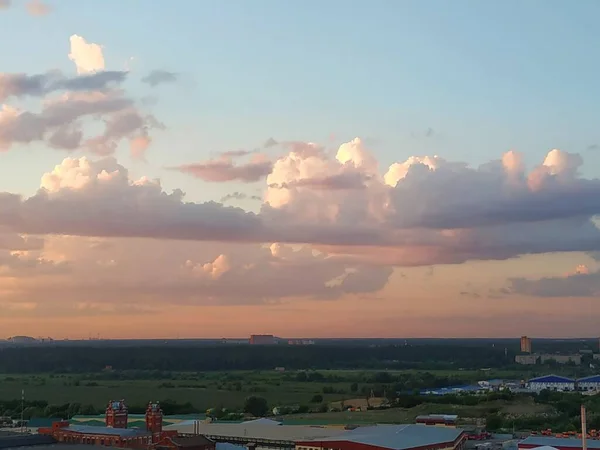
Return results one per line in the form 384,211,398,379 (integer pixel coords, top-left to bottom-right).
520,436,600,449
577,375,600,383
66,425,150,437
528,375,574,383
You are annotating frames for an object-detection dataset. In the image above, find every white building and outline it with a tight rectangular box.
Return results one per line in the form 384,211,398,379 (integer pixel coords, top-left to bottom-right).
577,375,600,391
527,375,575,391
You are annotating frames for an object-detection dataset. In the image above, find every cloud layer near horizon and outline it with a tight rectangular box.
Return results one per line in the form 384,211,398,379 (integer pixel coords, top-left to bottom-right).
3,141,600,261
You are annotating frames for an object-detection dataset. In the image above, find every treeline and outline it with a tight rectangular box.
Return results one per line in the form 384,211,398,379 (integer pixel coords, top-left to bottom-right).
486,390,600,432
0,345,511,373
0,399,201,421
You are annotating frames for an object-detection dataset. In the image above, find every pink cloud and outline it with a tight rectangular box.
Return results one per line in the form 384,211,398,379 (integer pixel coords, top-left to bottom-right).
174,158,273,183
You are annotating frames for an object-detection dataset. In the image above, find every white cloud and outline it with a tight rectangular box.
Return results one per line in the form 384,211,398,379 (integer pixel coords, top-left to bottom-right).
68,35,105,75
3,139,600,270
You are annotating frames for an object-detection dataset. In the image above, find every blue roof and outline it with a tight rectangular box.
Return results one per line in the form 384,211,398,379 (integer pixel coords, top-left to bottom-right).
66,425,150,437
528,375,574,383
520,436,600,449
312,424,464,450
577,375,600,383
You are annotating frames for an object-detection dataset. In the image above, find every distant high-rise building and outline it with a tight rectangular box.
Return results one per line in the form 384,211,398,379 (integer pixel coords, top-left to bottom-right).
520,336,532,353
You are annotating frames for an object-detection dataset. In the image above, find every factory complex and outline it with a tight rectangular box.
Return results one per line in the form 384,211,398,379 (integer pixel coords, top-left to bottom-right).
1,398,471,450
36,401,215,450
527,375,600,392
3,395,599,450
417,374,600,396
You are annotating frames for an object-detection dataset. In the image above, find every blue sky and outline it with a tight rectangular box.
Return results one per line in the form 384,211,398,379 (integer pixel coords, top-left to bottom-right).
4,0,600,338
1,0,599,200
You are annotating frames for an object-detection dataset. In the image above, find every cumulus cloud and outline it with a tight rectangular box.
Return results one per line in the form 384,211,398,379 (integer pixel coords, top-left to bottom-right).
1,35,164,158
0,230,65,277
141,70,178,87
0,89,160,156
3,139,600,269
69,35,105,75
0,236,391,308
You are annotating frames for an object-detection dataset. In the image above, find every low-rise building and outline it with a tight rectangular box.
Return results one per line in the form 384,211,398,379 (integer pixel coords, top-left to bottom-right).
519,436,600,450
527,375,575,392
415,414,458,426
576,374,600,391
515,355,538,365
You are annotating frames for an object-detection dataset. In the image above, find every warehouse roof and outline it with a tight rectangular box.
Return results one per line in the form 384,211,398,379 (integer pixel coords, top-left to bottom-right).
64,425,150,438
241,419,282,426
528,375,574,383
520,437,600,449
170,436,215,448
0,434,55,449
165,422,347,442
577,375,600,383
298,425,464,450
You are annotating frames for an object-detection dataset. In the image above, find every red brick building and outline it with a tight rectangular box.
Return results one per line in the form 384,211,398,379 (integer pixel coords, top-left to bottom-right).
39,400,215,450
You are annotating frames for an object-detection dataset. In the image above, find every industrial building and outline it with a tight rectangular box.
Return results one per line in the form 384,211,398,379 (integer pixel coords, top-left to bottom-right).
576,375,600,391
515,355,538,365
415,415,458,426
168,421,466,450
518,436,600,450
39,400,214,450
527,375,575,392
296,424,466,450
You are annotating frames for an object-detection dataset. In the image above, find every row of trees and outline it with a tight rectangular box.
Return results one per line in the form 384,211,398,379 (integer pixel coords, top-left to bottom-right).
0,345,512,373
486,390,600,433
0,399,202,420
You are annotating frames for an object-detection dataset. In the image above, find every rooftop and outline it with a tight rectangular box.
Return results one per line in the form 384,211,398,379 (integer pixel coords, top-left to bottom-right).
300,424,464,450
0,434,55,450
64,425,150,438
165,422,347,443
528,375,574,383
170,436,215,448
241,419,281,426
577,375,600,382
520,437,600,449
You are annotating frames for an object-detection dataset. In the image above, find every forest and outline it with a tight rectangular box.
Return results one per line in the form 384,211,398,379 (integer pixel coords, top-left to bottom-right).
0,343,547,373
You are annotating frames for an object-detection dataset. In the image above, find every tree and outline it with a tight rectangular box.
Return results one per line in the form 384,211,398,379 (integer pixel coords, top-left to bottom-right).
350,382,358,393
244,396,268,417
310,394,323,403
486,414,504,430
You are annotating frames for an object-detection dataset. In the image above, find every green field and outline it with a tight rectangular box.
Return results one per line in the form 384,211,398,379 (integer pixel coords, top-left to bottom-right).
0,373,349,410
0,368,541,413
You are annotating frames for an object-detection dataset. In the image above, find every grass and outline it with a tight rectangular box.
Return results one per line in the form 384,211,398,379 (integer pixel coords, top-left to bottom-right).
0,374,349,410
0,369,549,416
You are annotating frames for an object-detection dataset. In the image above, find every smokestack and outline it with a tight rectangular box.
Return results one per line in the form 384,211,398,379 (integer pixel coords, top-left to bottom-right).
582,404,587,450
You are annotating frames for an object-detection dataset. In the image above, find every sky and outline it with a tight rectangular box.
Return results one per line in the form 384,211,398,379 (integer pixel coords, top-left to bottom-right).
1,0,600,339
